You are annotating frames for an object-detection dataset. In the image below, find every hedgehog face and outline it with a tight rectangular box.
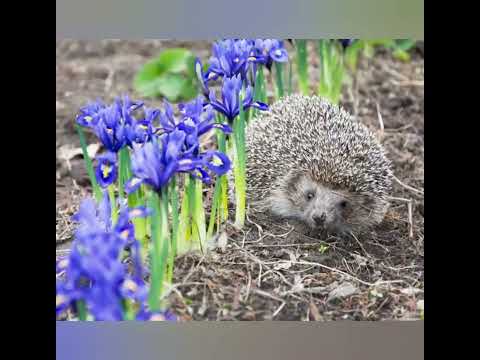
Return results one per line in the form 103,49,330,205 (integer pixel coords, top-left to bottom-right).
268,173,361,234
292,176,352,233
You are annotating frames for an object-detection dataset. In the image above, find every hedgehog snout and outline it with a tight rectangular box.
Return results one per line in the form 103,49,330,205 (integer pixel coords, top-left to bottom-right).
312,213,326,227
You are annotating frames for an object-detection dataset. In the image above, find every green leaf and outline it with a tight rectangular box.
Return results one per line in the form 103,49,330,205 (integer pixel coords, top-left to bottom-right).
344,40,364,72
134,48,197,102
395,39,416,51
392,49,411,62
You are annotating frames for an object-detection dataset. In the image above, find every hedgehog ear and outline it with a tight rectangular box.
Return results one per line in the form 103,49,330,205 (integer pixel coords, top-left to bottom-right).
285,171,303,193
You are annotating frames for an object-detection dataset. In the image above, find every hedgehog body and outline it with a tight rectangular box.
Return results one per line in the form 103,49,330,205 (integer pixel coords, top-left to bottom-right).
244,95,393,235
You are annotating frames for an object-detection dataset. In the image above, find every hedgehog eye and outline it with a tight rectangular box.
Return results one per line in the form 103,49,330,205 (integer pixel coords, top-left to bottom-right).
338,200,348,209
306,191,315,201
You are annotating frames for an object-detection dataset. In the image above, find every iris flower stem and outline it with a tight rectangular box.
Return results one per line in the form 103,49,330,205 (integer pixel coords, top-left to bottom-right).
317,40,345,105
318,39,331,100
191,176,206,253
122,300,135,321
76,300,87,321
177,176,191,255
215,114,229,222
295,40,309,95
207,119,227,238
344,40,364,72
207,172,223,239
75,124,102,202
148,189,170,311
252,66,266,119
108,184,118,225
288,60,293,95
233,93,247,228
125,150,148,257
274,62,285,99
167,178,179,283
118,148,127,200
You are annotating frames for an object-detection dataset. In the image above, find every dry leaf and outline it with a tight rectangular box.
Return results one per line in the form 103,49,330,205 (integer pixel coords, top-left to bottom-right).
274,261,292,270
58,143,100,171
309,302,324,321
327,282,358,302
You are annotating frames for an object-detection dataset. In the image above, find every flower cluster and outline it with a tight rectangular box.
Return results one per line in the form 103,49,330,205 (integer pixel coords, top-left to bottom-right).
208,74,268,121
195,39,289,121
201,39,289,83
339,39,356,49
56,192,173,321
76,95,163,151
251,39,289,69
126,96,232,193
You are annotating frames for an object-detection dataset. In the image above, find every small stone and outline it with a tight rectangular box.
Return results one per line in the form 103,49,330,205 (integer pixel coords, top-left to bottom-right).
327,282,358,302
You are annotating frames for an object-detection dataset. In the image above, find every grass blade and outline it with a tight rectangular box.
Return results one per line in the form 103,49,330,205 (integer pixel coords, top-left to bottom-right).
75,124,102,202
295,40,309,94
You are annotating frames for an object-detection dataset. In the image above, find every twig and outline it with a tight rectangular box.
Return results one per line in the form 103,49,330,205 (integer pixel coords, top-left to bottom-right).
391,80,424,87
407,200,414,239
387,196,415,238
181,255,206,284
271,302,286,319
382,66,410,82
232,243,293,287
252,288,285,303
376,102,384,138
349,231,372,259
244,242,326,248
388,196,412,203
393,175,424,195
289,260,374,286
104,68,115,93
244,270,252,303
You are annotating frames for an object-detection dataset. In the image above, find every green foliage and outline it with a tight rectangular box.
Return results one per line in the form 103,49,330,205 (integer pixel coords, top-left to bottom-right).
362,39,417,61
317,40,345,104
295,39,309,94
134,48,198,102
344,40,366,72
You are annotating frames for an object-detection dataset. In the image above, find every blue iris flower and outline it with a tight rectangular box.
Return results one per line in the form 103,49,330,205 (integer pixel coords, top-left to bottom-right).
208,74,268,122
126,128,231,194
125,107,160,146
253,39,289,66
205,39,255,81
93,104,128,152
76,99,108,127
178,96,232,153
135,309,177,321
339,39,356,49
194,39,289,97
56,192,152,320
158,100,178,133
76,95,145,152
95,152,118,188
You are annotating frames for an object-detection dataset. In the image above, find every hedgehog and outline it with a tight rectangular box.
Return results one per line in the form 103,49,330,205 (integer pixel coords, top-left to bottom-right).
243,94,393,236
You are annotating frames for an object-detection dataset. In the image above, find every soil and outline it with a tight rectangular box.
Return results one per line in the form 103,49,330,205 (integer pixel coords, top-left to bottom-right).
56,40,424,321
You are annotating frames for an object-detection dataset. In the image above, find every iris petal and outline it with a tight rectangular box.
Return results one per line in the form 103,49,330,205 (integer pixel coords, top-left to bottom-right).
125,177,145,194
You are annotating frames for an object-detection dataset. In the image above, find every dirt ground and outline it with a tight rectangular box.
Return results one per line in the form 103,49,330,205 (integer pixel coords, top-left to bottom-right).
56,40,424,321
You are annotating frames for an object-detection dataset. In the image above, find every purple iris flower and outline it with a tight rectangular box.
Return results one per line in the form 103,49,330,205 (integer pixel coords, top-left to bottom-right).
178,96,232,153
76,99,108,127
208,74,268,122
205,39,255,81
125,107,160,146
126,129,231,194
95,151,118,188
339,39,355,49
254,39,289,65
76,95,145,152
56,192,151,320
